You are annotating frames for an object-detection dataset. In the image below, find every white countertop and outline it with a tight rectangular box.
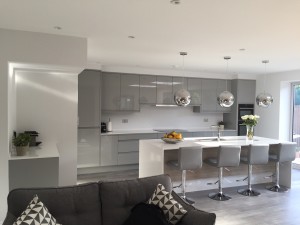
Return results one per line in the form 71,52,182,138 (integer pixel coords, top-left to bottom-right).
9,143,60,160
140,136,286,150
100,128,236,135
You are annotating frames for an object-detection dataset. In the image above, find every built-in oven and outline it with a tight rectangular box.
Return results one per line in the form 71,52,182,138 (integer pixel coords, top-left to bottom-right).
238,104,254,136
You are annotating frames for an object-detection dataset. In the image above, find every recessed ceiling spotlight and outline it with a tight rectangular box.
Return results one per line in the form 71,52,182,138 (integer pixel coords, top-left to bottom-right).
128,35,135,39
54,26,62,30
239,48,246,51
170,0,180,5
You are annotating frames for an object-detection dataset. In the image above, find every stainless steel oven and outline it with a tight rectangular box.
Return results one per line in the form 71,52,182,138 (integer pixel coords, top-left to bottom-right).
238,104,254,136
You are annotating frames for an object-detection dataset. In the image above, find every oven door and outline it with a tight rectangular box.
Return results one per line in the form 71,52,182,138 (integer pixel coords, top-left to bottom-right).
238,122,247,136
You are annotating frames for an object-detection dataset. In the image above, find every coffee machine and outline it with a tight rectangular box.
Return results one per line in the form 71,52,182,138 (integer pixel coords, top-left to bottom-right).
101,122,107,133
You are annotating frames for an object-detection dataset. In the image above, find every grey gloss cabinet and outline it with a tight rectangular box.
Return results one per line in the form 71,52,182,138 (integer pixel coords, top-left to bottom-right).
140,75,157,104
78,70,101,127
237,80,256,103
201,79,232,112
201,79,218,112
156,76,173,105
187,78,202,106
100,135,118,166
172,77,188,96
102,72,121,111
120,74,140,111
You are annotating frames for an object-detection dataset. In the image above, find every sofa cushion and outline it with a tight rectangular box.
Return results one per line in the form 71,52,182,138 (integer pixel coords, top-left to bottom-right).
122,202,170,225
13,195,61,225
147,184,187,224
99,174,172,225
7,183,102,225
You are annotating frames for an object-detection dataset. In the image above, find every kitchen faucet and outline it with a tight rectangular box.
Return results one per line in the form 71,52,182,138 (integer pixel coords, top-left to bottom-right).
211,125,222,141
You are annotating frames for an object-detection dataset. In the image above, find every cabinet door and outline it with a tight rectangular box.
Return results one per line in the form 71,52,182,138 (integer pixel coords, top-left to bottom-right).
237,80,256,104
172,77,188,96
156,76,173,105
102,73,120,111
78,70,101,127
216,80,232,113
100,135,118,166
120,74,140,111
77,128,100,167
188,78,202,106
140,75,157,104
201,79,218,112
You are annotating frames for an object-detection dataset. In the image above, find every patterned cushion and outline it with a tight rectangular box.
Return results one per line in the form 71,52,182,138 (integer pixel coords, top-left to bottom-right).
147,184,187,224
13,195,61,225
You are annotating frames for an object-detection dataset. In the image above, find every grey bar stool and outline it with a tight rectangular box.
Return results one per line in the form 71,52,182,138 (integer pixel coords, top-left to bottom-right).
178,146,203,204
205,145,241,201
266,142,296,192
237,144,269,196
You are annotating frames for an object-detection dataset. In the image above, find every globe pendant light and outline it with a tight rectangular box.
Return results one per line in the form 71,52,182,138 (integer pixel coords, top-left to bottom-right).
256,60,273,107
174,52,191,107
217,56,235,107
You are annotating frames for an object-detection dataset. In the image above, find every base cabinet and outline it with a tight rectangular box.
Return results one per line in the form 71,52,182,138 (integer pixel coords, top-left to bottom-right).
100,135,118,166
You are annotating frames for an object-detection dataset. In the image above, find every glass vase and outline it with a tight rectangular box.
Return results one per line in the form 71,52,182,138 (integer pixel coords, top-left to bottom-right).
246,125,254,140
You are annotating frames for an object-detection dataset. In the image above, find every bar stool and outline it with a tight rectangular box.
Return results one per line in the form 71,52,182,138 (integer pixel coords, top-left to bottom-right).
178,146,203,204
237,144,269,196
205,145,241,201
266,142,296,192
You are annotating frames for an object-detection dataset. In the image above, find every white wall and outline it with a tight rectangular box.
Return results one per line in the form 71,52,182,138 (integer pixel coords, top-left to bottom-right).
102,105,223,131
255,70,300,140
0,28,86,221
16,70,78,185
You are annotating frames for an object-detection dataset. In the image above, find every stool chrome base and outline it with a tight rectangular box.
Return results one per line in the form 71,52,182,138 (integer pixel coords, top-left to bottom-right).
266,184,288,192
208,192,231,201
237,188,261,196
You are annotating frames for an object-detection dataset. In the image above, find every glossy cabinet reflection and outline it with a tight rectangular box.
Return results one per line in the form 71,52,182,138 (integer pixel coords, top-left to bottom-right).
102,72,121,111
187,78,202,106
156,76,173,105
140,75,157,104
120,74,140,111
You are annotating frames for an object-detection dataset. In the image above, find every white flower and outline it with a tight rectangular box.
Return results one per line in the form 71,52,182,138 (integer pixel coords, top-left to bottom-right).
241,115,248,120
254,115,260,119
249,115,254,120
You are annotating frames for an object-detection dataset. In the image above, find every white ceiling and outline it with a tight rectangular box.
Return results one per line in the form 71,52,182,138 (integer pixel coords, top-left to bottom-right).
1,0,300,76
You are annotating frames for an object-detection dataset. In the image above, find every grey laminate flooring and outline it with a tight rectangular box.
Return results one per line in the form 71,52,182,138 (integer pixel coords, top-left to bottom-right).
78,169,300,225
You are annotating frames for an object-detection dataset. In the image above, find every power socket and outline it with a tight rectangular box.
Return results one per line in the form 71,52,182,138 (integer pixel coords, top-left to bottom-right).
204,118,209,122
122,119,128,123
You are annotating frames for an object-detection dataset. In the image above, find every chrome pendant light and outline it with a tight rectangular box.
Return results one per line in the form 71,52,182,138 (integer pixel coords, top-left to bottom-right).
217,56,235,107
256,60,273,107
174,52,191,107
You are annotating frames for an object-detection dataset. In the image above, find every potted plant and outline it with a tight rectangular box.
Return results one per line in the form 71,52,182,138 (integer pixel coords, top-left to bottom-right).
218,121,225,130
13,133,31,156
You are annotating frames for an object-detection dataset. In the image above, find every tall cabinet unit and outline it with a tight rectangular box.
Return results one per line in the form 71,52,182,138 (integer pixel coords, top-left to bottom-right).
77,70,102,168
224,79,256,130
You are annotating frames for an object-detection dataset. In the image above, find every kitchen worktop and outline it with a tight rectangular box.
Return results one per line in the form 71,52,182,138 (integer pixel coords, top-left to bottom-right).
100,128,236,135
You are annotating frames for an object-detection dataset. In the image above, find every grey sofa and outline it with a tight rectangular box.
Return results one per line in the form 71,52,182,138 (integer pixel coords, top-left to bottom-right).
2,174,216,225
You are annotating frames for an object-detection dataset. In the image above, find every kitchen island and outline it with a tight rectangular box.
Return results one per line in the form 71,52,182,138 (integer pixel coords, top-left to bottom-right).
139,136,294,190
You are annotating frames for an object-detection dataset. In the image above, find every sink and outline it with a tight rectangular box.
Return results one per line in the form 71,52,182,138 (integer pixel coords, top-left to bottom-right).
195,137,258,142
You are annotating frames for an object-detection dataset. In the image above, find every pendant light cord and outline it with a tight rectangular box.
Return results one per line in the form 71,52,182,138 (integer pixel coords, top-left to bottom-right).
262,60,269,94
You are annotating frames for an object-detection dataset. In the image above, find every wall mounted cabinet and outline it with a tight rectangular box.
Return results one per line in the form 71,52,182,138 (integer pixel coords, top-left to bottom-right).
102,72,140,111
140,75,157,104
156,76,173,105
187,78,202,106
78,70,101,127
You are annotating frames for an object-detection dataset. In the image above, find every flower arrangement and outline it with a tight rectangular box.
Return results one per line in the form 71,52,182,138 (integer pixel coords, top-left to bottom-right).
241,115,260,126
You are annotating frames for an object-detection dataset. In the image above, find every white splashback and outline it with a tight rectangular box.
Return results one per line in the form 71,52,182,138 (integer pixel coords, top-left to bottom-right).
102,105,223,131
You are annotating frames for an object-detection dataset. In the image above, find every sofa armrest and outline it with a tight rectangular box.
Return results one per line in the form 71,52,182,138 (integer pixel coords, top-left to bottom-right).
2,211,16,225
172,191,216,225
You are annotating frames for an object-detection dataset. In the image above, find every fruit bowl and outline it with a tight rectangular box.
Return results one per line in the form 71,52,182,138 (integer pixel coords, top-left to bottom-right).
161,137,184,144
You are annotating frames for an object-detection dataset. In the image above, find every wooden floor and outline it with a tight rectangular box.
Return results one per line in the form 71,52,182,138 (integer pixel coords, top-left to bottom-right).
78,169,300,225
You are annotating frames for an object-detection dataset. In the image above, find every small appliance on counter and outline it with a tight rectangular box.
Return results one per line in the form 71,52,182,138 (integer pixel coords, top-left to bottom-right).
101,122,107,133
107,118,112,132
24,131,42,146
